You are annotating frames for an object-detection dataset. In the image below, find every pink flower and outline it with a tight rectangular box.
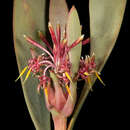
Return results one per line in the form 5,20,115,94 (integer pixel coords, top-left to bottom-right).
18,22,90,117
16,22,104,117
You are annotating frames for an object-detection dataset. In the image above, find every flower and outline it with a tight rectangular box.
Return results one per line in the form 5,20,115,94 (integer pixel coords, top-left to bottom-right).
22,22,89,92
16,22,104,117
78,53,105,89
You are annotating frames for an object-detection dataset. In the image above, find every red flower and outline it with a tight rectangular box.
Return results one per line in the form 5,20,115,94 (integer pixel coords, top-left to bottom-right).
16,22,106,117
16,22,89,116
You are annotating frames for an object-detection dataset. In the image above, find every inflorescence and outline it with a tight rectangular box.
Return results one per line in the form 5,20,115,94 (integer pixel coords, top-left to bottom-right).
16,22,104,98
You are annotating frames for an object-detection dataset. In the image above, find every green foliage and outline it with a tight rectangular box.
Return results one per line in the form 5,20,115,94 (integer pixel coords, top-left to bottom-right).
68,0,127,129
13,0,51,130
67,6,82,78
13,0,127,130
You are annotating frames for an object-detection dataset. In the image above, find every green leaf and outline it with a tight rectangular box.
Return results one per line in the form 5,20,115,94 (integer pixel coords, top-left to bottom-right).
49,0,68,39
13,0,51,130
67,6,82,78
68,1,127,130
90,0,127,71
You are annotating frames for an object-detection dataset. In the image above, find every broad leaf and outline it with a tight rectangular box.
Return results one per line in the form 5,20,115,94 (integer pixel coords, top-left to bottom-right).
90,0,127,71
67,6,82,78
68,0,127,129
13,0,51,130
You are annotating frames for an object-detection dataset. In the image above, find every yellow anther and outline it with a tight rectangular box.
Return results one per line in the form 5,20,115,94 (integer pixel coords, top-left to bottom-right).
15,66,28,82
86,76,92,90
44,87,48,100
65,72,73,83
95,71,105,86
24,68,31,83
84,72,89,76
65,85,73,100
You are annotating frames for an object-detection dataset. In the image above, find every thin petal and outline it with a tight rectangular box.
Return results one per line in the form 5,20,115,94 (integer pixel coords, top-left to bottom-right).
15,66,28,82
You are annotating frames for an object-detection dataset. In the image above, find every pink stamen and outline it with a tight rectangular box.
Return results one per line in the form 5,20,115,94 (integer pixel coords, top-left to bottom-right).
39,60,55,68
24,35,54,62
55,24,61,65
56,24,61,44
82,38,90,45
38,31,53,52
43,65,54,76
68,35,84,51
48,22,58,47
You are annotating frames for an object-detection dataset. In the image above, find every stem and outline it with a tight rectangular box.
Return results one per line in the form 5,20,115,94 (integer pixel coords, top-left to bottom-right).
52,114,67,130
68,84,90,130
68,77,97,130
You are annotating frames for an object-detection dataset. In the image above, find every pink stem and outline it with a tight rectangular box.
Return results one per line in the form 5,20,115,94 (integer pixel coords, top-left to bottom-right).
52,115,67,130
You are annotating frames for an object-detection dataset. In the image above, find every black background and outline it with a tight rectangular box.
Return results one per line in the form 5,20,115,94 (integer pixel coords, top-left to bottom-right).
3,0,129,130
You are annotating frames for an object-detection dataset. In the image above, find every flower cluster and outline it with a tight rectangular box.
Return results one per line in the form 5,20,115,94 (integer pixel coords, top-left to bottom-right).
16,22,89,89
16,22,104,114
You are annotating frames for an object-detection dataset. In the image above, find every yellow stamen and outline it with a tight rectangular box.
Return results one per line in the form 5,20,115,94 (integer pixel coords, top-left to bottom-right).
15,66,28,82
84,72,89,76
44,87,48,100
65,72,73,83
23,68,31,83
95,71,105,86
65,85,73,100
87,76,92,90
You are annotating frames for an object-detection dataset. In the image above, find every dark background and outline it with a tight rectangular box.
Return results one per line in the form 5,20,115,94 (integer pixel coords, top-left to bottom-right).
4,0,129,130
